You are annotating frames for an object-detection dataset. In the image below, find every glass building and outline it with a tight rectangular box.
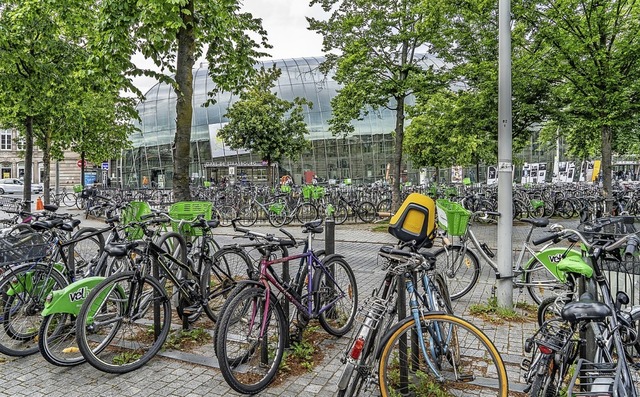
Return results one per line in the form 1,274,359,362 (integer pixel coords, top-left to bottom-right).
124,56,417,188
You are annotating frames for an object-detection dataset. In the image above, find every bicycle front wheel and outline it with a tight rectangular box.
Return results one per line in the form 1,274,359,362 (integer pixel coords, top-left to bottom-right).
433,244,480,300
215,286,286,394
201,247,254,322
75,271,171,374
316,256,358,337
38,312,84,366
378,313,508,397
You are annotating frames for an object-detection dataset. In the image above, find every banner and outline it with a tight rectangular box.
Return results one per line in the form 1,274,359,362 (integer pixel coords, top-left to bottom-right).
522,162,546,184
208,123,249,158
552,161,575,182
487,166,498,185
592,160,601,182
451,166,463,183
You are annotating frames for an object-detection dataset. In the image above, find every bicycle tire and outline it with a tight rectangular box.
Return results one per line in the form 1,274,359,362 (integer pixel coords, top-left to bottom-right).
216,205,237,227
528,353,553,397
432,244,480,300
378,313,509,397
236,205,258,227
333,203,349,225
315,256,358,337
537,296,573,327
75,271,171,374
0,263,68,357
38,312,84,366
62,193,77,208
295,202,318,224
69,227,106,278
216,286,286,394
524,259,570,305
356,201,377,223
201,247,254,322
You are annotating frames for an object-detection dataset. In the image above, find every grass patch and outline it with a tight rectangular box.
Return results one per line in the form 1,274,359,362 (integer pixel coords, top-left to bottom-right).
371,221,390,232
469,296,529,324
273,324,327,385
163,327,212,351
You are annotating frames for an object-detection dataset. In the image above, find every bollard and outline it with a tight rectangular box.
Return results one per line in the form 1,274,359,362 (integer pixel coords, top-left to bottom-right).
325,219,335,255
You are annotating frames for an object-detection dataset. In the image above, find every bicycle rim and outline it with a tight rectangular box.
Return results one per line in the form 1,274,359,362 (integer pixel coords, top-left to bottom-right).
38,313,84,366
202,248,253,322
434,245,480,300
0,264,68,357
216,287,285,394
76,272,171,374
378,314,508,397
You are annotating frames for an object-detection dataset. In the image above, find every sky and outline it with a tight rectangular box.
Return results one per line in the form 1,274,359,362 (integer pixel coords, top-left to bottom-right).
131,0,326,95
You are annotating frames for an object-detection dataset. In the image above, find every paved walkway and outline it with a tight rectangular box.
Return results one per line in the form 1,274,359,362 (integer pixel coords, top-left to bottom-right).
0,211,580,396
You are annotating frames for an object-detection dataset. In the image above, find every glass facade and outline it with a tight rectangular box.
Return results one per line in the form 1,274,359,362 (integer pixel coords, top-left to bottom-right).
124,56,410,188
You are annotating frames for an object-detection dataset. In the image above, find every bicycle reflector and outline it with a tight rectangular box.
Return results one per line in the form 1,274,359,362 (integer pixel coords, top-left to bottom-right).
350,337,365,360
538,345,553,355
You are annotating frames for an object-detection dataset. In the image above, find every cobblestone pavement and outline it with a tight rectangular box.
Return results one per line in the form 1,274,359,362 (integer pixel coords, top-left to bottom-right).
0,212,581,397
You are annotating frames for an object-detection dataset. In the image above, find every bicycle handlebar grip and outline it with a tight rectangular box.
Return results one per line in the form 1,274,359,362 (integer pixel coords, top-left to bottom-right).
624,235,639,259
279,228,297,245
532,232,562,246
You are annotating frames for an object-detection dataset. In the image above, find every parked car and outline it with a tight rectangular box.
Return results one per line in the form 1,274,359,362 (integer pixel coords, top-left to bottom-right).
0,178,43,195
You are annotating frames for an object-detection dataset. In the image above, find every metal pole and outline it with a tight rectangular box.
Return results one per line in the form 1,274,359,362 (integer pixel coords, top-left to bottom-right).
325,219,335,255
497,0,514,309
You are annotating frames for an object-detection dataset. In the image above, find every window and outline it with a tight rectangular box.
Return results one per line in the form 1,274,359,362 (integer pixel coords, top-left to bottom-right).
0,130,11,151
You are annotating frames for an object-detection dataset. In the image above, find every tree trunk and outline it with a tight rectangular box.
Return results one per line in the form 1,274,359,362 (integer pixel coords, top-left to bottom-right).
391,96,405,212
42,128,52,204
23,116,33,210
172,0,196,202
601,124,613,213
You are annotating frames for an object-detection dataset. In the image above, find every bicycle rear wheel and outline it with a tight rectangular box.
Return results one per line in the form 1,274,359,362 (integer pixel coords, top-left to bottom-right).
432,244,480,300
0,263,68,357
75,271,171,374
215,286,286,394
378,313,508,397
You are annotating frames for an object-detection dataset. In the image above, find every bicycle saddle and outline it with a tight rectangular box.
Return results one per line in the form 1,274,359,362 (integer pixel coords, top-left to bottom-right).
104,241,140,257
30,218,64,231
520,218,549,228
44,204,58,212
561,293,612,322
302,219,323,234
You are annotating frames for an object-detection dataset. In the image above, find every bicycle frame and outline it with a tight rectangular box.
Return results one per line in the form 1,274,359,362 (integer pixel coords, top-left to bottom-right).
259,249,345,329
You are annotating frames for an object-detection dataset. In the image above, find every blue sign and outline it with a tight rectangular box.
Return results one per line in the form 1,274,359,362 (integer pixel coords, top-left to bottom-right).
102,162,109,170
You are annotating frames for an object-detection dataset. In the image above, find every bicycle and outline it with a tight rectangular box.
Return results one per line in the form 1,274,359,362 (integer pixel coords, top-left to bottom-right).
337,245,452,396
329,192,378,224
521,224,640,396
0,216,105,357
433,201,580,303
73,214,251,373
374,249,509,396
214,219,358,394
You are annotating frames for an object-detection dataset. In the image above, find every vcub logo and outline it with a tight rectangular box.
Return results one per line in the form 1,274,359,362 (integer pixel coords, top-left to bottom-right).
68,287,87,302
547,254,564,264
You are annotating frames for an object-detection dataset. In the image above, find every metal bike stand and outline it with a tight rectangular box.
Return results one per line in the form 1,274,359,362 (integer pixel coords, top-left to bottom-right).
397,272,409,395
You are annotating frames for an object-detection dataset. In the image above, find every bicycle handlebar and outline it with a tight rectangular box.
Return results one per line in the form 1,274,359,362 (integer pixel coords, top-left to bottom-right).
624,235,639,259
532,232,563,246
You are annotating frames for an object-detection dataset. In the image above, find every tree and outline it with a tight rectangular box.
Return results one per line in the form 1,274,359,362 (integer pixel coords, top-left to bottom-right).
93,0,270,201
0,0,134,204
217,66,311,186
517,0,640,204
308,0,448,210
404,0,554,174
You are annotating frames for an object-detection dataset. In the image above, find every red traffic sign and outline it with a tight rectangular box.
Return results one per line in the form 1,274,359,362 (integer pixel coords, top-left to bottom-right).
77,160,87,168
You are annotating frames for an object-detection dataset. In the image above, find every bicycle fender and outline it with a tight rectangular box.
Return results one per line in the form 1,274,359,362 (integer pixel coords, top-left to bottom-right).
41,276,105,317
374,311,448,360
527,248,581,283
320,253,345,263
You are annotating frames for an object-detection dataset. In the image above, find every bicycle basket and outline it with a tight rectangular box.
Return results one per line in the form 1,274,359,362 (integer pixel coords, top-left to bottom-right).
578,216,639,242
121,201,152,240
302,185,313,200
73,184,84,193
0,233,50,266
168,201,212,237
312,186,325,200
436,199,471,236
567,359,616,397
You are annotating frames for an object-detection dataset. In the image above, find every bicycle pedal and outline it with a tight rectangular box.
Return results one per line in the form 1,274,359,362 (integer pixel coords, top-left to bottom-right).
520,358,531,371
180,305,200,315
457,374,474,382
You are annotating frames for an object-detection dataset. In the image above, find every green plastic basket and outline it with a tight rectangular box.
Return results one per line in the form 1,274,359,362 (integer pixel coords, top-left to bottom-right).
436,199,470,236
121,201,152,240
168,201,212,236
302,185,313,200
312,186,325,199
73,184,83,193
